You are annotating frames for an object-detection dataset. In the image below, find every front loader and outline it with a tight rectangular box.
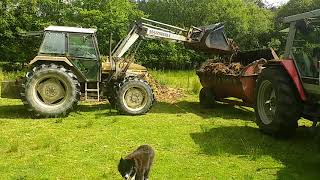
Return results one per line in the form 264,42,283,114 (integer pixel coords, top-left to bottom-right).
1,18,233,117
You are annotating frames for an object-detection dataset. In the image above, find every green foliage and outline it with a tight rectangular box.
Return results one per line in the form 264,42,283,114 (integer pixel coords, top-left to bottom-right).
0,0,143,62
70,0,144,55
266,0,320,55
276,0,320,18
137,0,275,69
137,41,205,69
139,0,275,49
3,0,319,70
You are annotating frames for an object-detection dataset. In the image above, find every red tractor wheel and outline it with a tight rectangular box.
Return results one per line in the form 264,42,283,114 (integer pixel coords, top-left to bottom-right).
254,66,302,137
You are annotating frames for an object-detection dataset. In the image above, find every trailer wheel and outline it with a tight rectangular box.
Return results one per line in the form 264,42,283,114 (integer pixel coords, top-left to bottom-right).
116,77,154,115
199,87,215,108
255,66,301,137
21,64,80,117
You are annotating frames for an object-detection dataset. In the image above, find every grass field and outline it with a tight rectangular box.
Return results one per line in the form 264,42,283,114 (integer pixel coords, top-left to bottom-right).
0,71,319,179
149,70,201,94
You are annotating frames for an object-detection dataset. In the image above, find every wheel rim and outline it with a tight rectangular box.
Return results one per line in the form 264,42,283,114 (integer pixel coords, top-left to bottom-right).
33,75,69,106
122,86,148,112
257,80,276,125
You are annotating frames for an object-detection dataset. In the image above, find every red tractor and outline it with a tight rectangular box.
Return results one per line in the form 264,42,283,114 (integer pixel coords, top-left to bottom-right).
197,9,320,137
254,9,320,136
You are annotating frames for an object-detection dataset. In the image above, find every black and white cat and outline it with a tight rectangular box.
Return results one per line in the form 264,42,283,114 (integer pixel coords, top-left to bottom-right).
118,145,155,180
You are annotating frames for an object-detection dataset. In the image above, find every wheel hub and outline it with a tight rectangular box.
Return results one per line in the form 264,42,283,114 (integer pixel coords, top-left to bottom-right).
265,91,276,114
45,86,58,97
125,88,145,108
257,80,276,125
37,78,66,104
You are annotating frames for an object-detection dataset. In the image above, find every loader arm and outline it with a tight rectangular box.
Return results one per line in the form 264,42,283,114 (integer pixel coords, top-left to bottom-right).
111,18,190,59
109,18,233,79
112,17,234,59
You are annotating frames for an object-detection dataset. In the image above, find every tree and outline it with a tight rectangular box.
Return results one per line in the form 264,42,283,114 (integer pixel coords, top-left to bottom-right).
276,0,320,18
136,0,275,69
0,0,143,62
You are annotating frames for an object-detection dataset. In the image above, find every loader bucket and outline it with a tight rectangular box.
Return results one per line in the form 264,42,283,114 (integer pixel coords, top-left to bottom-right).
185,23,233,54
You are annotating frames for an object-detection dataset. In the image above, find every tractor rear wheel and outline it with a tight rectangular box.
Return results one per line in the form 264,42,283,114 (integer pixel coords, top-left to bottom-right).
21,64,80,117
254,66,301,137
199,87,215,108
116,77,154,115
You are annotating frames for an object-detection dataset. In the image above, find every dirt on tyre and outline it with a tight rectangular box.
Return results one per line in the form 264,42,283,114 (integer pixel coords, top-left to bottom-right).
116,77,154,115
199,87,215,108
21,64,80,117
254,65,301,137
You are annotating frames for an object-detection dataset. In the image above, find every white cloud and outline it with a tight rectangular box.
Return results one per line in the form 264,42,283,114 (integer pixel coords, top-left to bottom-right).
263,0,289,7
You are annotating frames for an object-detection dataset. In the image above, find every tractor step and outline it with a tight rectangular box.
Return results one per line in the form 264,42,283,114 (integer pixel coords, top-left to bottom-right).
84,82,100,101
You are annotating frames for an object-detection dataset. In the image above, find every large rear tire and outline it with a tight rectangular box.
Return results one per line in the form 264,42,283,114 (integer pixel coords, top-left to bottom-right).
254,66,301,137
21,64,80,117
116,77,154,115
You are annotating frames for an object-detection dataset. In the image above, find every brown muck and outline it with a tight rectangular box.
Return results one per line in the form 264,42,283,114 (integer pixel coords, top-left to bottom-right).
197,48,278,107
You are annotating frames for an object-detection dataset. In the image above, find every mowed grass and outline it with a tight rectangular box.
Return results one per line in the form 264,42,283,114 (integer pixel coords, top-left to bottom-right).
0,71,320,179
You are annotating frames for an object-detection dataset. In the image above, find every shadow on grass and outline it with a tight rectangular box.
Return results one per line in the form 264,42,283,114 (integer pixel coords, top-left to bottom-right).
0,105,33,119
76,103,111,112
0,103,115,119
76,103,121,118
0,100,254,121
190,126,320,179
150,101,254,121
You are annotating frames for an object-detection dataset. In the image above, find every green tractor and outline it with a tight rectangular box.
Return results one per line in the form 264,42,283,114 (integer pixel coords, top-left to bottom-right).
2,25,154,117
1,18,233,117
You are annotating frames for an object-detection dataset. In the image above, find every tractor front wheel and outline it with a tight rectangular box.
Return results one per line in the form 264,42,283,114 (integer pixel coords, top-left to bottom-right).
116,77,154,115
254,66,301,137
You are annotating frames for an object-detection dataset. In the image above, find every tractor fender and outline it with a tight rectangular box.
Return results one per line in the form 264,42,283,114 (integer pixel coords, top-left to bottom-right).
265,60,307,101
28,55,86,82
29,55,74,67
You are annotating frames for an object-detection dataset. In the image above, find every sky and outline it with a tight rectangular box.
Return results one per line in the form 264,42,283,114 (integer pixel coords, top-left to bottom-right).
263,0,290,7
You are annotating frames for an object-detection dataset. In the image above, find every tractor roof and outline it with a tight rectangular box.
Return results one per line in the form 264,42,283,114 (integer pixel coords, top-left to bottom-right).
284,9,320,23
45,26,97,34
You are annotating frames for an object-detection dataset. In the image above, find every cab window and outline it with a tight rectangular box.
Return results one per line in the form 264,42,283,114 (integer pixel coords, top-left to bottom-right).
291,21,320,78
39,32,66,55
68,33,97,59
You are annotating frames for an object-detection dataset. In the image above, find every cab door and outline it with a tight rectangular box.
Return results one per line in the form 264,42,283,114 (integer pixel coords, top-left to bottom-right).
67,33,100,82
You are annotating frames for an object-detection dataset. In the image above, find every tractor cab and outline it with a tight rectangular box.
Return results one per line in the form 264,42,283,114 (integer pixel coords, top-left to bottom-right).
35,26,101,82
285,15,320,99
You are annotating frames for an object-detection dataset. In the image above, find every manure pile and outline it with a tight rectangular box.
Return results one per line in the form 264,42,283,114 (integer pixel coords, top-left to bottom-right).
144,74,184,103
197,60,244,76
